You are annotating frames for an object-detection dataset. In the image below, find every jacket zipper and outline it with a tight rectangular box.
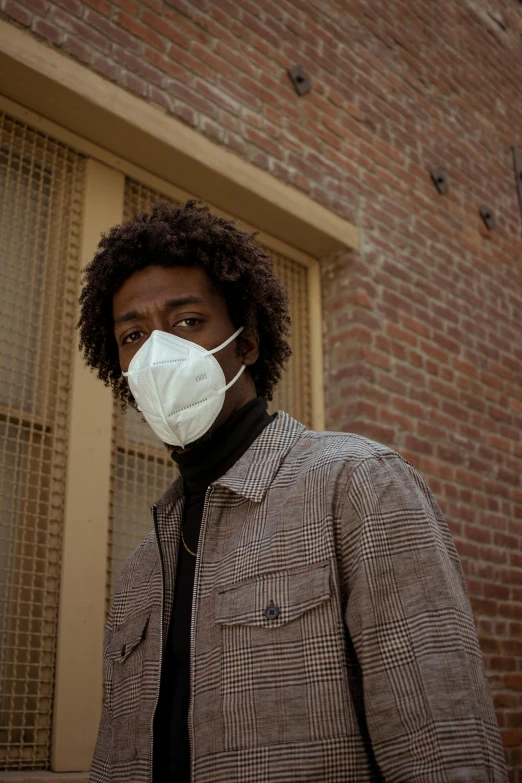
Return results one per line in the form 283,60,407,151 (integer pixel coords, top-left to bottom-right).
150,504,165,783
187,486,212,783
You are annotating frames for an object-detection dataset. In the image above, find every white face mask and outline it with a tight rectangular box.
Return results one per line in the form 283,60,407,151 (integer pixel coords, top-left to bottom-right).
122,326,246,448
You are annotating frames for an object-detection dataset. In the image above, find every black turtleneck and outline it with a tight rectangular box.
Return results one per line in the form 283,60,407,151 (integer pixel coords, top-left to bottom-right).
153,398,274,783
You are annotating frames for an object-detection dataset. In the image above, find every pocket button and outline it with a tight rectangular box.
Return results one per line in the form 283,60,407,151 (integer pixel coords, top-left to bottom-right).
264,602,279,620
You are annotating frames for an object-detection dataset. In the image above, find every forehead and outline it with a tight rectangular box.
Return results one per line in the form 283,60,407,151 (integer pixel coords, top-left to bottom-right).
112,265,224,317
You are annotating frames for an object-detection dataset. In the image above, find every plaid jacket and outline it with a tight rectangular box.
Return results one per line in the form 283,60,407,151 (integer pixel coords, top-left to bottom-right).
91,412,507,783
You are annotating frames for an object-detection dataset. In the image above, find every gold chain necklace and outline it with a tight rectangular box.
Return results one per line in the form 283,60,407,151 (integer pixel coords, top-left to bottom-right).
181,527,197,557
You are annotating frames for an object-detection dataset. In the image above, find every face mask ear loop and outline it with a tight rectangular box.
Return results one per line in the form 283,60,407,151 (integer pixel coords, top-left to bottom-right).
207,326,244,356
222,363,247,393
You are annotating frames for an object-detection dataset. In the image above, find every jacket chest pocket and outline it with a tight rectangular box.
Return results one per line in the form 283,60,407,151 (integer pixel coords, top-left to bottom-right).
215,561,344,751
105,608,151,763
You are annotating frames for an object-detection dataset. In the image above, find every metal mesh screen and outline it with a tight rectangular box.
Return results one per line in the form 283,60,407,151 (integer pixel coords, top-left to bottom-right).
267,249,311,425
0,112,84,769
107,181,179,599
109,410,175,599
107,179,313,596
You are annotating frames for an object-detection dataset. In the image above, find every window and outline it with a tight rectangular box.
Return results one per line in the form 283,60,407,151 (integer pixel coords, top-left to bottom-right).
0,112,84,769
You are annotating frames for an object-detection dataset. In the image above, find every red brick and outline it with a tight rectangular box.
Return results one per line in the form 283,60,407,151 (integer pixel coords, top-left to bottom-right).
83,0,110,14
164,6,210,44
442,400,471,422
420,340,449,365
167,79,219,119
17,0,48,13
347,421,395,445
504,640,522,658
62,35,93,63
483,582,510,601
141,10,188,47
420,458,454,480
239,74,278,108
49,0,82,14
242,12,281,51
506,676,522,691
167,42,215,80
502,730,522,747
191,78,240,115
429,376,459,401
437,444,465,465
148,84,172,111
191,10,237,48
489,403,514,424
362,349,390,371
116,46,166,85
465,524,491,544
405,434,433,455
490,656,518,673
457,469,483,490
174,102,197,127
114,10,165,50
386,322,418,347
470,597,498,617
379,408,413,432
192,41,237,79
495,693,519,710
200,115,224,142
504,570,522,587
499,605,522,621
143,46,187,81
214,40,256,76
113,0,140,13
91,53,119,80
121,69,148,96
393,397,425,419
3,0,32,25
85,9,141,52
52,9,111,52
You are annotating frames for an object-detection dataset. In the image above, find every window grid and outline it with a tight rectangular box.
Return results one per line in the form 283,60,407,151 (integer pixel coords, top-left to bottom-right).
0,112,84,769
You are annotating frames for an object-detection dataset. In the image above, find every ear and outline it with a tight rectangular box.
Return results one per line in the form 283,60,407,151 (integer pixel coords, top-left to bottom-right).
239,329,259,367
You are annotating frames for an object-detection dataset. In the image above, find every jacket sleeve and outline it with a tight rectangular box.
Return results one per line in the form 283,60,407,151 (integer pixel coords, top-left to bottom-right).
342,451,507,782
89,603,114,783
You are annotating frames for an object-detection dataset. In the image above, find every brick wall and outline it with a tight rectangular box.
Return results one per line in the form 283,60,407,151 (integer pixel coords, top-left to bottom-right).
1,0,522,776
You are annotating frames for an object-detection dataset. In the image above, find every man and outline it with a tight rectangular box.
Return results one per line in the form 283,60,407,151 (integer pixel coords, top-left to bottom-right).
80,201,506,782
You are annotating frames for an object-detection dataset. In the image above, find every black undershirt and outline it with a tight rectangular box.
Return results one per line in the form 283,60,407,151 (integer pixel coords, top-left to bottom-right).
153,398,274,782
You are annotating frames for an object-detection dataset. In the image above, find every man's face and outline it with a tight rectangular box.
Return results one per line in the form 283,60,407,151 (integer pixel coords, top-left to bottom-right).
112,264,259,441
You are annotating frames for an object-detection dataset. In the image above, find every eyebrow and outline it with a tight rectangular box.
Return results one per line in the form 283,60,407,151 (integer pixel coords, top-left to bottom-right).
113,295,205,326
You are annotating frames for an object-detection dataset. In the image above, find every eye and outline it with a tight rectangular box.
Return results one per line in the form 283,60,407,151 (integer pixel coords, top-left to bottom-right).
175,318,202,328
122,330,144,345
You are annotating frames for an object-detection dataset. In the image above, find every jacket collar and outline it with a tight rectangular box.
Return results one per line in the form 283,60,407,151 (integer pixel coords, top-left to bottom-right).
154,411,305,506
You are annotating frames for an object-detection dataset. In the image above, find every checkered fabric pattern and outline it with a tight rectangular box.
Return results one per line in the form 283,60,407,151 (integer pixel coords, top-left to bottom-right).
90,412,507,783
